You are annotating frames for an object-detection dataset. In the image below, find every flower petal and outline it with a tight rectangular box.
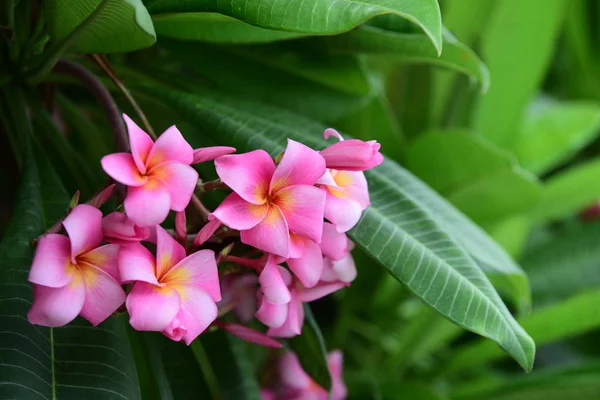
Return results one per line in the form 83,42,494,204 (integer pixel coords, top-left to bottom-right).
330,253,357,283
126,282,181,331
63,204,103,260
211,193,268,230
79,244,120,281
100,153,148,187
328,351,348,400
320,223,350,261
166,249,221,302
29,234,73,288
150,162,198,211
255,297,288,328
219,322,282,348
287,238,323,288
27,278,85,327
298,281,347,302
321,139,383,171
156,226,187,279
102,212,149,244
192,146,236,164
324,193,363,233
193,219,222,247
79,264,126,326
267,291,304,338
124,181,171,227
175,211,187,242
315,169,338,187
118,243,160,285
279,352,312,390
333,170,370,209
270,139,326,192
258,258,291,304
165,285,217,345
241,205,290,258
275,185,326,243
124,114,154,174
324,128,344,141
146,125,194,168
215,150,275,205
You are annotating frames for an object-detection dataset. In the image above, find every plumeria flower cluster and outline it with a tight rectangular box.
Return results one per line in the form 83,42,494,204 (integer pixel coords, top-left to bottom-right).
26,114,381,382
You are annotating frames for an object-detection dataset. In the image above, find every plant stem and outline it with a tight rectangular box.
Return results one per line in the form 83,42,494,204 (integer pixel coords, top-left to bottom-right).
196,179,226,192
222,256,263,272
190,194,211,221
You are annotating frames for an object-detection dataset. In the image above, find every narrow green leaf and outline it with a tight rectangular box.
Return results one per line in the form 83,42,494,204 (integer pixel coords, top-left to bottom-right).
153,12,306,43
144,85,535,371
514,100,600,175
474,0,566,148
144,0,443,53
447,290,600,373
0,143,141,399
47,0,156,53
532,158,600,222
289,305,332,390
323,25,489,89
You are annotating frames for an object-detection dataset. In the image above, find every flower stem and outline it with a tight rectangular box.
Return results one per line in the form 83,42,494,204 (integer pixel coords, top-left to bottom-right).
222,256,263,273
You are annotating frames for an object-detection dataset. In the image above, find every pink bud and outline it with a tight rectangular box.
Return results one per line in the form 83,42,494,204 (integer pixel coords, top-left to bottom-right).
102,212,149,244
321,139,383,171
192,146,236,164
175,211,187,242
216,321,282,348
87,184,115,208
193,218,222,247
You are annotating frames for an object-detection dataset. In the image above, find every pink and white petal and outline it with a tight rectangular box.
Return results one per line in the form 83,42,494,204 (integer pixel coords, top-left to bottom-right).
118,243,160,285
241,206,290,258
63,205,103,260
320,258,339,282
298,282,347,302
79,264,126,326
146,125,194,168
336,171,370,209
175,211,187,242
166,249,221,302
267,293,303,338
219,322,282,348
102,212,136,239
173,285,218,345
79,244,120,281
29,234,73,288
124,182,171,227
192,146,236,164
279,352,312,390
100,153,148,187
193,219,222,247
289,233,307,259
270,139,326,191
255,298,288,328
156,226,187,279
331,254,357,283
324,128,344,141
259,258,291,304
235,296,258,323
315,169,338,187
124,114,154,174
27,279,85,327
150,162,198,211
211,193,268,230
163,315,186,343
324,194,363,233
287,239,323,288
328,351,348,400
215,151,275,204
320,223,350,261
126,282,181,331
275,185,325,243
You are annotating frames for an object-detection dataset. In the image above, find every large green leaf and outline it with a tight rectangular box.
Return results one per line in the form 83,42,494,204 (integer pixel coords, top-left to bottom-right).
474,0,566,148
153,12,306,43
0,144,141,399
447,289,600,373
323,25,489,90
532,158,600,222
143,84,535,370
47,0,156,53
145,0,443,53
514,100,600,175
521,222,600,304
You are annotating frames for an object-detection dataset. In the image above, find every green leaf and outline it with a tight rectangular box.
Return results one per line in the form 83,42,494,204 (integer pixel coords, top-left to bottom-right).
0,143,141,399
447,289,600,373
322,24,489,89
532,158,600,222
152,12,306,43
521,222,600,304
198,330,262,399
143,84,535,371
514,100,600,175
47,0,156,53
144,0,443,53
289,304,332,390
474,0,566,148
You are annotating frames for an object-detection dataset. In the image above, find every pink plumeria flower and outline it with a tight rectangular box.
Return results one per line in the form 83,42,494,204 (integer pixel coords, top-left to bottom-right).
219,273,258,323
212,139,326,258
28,205,125,327
321,128,383,171
277,351,347,400
102,212,150,244
119,226,221,344
320,223,357,284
